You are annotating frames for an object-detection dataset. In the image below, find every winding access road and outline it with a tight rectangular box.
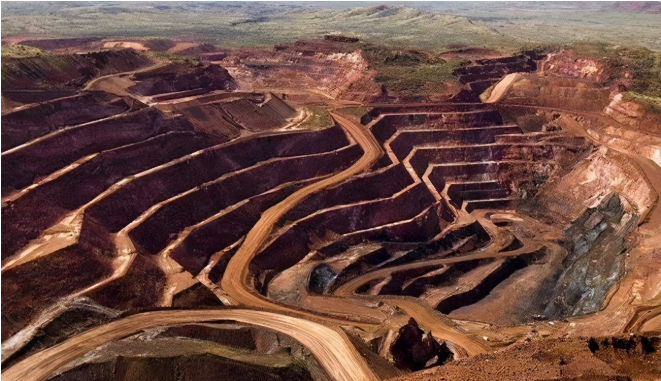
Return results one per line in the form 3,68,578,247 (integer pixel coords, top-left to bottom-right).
1,309,377,381
220,111,384,313
13,83,638,379
333,240,541,297
2,93,495,381
218,109,495,357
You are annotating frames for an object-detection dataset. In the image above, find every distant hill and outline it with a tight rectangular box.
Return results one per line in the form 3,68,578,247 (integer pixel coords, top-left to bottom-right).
609,1,661,14
2,2,660,50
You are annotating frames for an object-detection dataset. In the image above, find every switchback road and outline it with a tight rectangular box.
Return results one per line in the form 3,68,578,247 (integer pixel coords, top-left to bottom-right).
220,111,384,314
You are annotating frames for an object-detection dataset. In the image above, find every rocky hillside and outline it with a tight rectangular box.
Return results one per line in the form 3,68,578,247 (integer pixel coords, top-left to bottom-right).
1,49,151,91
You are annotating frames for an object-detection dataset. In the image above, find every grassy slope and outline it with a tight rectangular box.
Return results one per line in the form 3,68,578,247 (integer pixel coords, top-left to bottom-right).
1,44,45,58
623,92,661,114
360,44,462,97
299,107,334,130
419,2,661,51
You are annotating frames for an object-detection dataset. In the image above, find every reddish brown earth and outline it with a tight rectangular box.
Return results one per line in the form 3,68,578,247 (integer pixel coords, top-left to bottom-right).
0,92,134,151
128,62,237,97
2,38,660,381
1,49,151,106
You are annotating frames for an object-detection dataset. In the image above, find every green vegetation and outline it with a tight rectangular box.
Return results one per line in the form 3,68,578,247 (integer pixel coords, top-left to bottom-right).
361,44,461,97
1,44,45,58
338,107,370,118
565,42,617,58
0,4,515,50
622,92,661,114
626,49,661,98
4,3,660,51
373,62,460,97
565,43,661,98
299,107,334,129
2,3,659,99
147,51,198,66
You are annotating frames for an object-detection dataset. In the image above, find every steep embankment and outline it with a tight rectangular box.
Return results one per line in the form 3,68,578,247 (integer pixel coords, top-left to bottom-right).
1,49,151,92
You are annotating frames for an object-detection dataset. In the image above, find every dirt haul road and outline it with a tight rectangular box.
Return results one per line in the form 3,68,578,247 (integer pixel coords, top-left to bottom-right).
1,96,489,380
382,298,490,356
218,109,494,357
83,60,167,94
1,109,485,381
220,111,384,313
333,239,542,296
1,309,378,381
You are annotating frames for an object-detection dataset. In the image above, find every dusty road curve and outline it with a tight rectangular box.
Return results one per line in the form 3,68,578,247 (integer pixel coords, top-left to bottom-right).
624,304,661,333
332,208,558,357
3,94,618,380
83,60,167,92
381,298,490,356
220,111,384,313
333,208,531,297
217,109,510,357
1,309,378,381
0,96,388,381
1,111,383,381
333,239,543,296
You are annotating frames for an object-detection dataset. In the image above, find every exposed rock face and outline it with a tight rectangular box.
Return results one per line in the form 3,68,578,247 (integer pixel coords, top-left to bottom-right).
454,54,538,102
2,107,196,194
1,89,77,106
222,41,382,102
532,144,654,224
2,298,121,368
308,264,338,294
605,93,647,126
42,321,324,380
545,194,635,318
87,254,167,311
436,251,543,315
541,50,610,82
2,40,660,381
390,318,453,371
252,183,439,292
129,62,237,96
177,103,244,140
157,324,257,350
588,335,660,355
495,74,611,111
604,93,661,138
20,37,104,51
1,234,114,340
176,43,219,56
217,94,296,131
171,284,225,308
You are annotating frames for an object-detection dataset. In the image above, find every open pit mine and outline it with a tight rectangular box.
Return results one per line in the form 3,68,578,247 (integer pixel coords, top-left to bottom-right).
2,33,661,381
